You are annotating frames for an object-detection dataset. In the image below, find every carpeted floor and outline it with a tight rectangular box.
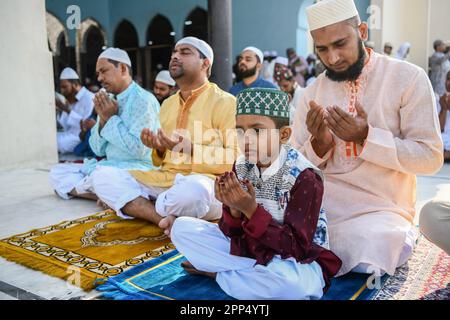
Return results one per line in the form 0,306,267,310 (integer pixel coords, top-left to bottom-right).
1,211,448,299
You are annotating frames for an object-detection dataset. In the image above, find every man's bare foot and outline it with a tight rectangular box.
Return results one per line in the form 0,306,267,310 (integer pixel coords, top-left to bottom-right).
158,215,177,237
181,261,216,279
68,189,98,201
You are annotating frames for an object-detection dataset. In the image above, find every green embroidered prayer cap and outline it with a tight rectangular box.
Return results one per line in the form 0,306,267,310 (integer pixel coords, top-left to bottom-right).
236,88,290,119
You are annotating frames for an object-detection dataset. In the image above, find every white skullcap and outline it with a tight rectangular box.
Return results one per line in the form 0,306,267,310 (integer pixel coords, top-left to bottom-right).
270,51,278,57
263,51,270,58
242,46,264,64
176,37,214,65
60,67,79,80
306,0,360,31
155,70,176,87
98,48,132,67
274,57,289,66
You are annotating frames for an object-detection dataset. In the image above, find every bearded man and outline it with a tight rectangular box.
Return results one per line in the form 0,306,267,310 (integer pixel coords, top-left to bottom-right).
292,0,443,277
229,46,276,96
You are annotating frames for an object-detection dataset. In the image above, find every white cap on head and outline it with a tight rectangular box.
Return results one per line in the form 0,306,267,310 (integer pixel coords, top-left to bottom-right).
98,48,132,67
176,37,214,66
60,67,79,80
274,57,289,66
270,51,278,57
306,0,360,32
242,46,264,64
155,70,176,87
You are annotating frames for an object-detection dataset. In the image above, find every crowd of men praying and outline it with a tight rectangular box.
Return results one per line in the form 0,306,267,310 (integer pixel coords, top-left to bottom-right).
50,0,449,300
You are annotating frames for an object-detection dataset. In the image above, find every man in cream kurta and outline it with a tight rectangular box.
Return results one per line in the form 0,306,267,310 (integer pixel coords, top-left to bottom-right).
292,0,443,277
91,37,238,235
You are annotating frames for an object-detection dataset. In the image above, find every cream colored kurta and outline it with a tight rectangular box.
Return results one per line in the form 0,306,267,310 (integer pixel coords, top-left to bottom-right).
292,51,444,276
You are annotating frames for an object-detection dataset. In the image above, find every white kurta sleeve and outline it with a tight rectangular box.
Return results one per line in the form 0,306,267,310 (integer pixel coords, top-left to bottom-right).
66,99,94,129
359,68,444,175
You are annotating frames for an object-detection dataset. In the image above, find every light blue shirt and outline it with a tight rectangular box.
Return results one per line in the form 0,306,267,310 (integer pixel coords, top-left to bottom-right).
84,81,160,175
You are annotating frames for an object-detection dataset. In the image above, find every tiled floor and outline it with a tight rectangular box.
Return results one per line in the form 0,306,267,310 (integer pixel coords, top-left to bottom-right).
0,164,449,300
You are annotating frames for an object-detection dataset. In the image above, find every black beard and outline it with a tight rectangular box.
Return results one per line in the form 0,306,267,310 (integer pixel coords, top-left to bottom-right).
238,65,258,79
323,40,366,82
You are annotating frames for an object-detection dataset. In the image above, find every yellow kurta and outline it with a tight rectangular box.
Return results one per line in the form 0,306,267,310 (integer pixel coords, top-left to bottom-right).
292,51,444,276
130,82,238,188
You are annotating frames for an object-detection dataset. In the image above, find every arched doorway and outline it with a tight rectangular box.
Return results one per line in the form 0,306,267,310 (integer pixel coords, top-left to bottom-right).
77,18,107,86
114,20,140,79
183,7,208,41
145,14,175,88
83,26,105,86
46,12,70,83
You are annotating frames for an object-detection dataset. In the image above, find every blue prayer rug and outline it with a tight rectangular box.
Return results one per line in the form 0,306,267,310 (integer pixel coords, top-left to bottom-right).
96,249,388,300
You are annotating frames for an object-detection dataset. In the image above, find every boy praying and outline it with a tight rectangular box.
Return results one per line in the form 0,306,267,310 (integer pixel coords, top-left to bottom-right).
171,88,342,300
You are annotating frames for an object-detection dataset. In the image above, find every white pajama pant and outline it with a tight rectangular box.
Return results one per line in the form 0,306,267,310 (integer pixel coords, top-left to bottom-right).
49,163,93,200
171,217,326,300
57,132,81,154
90,166,222,220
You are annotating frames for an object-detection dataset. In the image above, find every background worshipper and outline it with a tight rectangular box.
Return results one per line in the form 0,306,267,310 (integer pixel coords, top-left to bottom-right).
229,46,276,96
272,56,290,85
395,42,411,61
436,70,450,161
49,48,160,200
274,65,305,125
383,42,394,56
306,60,326,87
305,53,318,84
287,48,308,87
153,70,177,104
232,54,243,85
419,200,450,255
170,88,342,300
261,50,279,86
55,67,95,154
91,37,238,236
292,0,443,277
429,39,450,96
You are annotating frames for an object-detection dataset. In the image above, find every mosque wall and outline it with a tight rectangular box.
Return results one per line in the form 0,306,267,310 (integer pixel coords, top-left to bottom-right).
46,0,359,61
0,0,57,169
428,0,450,58
370,0,450,72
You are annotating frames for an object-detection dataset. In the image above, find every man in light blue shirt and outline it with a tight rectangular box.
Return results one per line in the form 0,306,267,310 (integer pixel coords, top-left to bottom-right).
49,48,160,200
229,46,276,96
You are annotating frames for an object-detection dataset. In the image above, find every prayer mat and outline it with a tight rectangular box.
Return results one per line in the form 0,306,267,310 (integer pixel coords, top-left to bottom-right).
0,211,173,291
372,237,449,300
96,237,448,300
95,249,385,301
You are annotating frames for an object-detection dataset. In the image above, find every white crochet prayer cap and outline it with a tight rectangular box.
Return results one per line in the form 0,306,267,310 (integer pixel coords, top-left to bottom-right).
98,48,132,67
274,57,289,66
306,0,360,31
60,67,79,80
242,46,264,64
176,37,214,66
155,70,176,87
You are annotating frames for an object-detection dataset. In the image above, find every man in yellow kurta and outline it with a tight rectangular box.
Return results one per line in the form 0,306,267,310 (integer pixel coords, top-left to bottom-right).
91,37,237,235
292,0,443,277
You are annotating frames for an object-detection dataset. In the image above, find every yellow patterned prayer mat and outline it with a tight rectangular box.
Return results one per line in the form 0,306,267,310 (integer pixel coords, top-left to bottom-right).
0,211,174,291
